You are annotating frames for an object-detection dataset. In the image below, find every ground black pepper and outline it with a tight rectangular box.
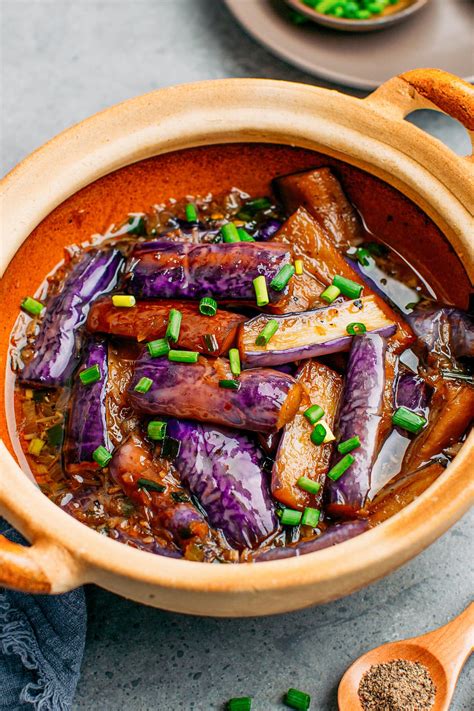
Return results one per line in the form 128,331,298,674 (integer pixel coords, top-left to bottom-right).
358,659,436,711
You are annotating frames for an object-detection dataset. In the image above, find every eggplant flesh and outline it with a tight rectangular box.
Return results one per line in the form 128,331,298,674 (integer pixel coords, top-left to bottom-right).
63,338,110,473
325,332,387,516
128,353,302,433
20,249,123,387
125,240,292,303
254,520,369,561
239,295,395,367
407,305,474,359
167,419,278,550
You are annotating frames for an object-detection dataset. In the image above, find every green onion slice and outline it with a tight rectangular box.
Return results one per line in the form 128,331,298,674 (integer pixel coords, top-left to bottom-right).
297,476,321,495
134,376,153,393
356,247,372,266
185,203,198,222
219,379,241,390
320,284,341,304
303,404,324,425
112,294,136,308
392,406,427,434
332,274,363,299
199,297,218,317
284,687,311,710
79,364,101,386
255,319,279,346
270,264,295,292
280,508,302,526
310,423,326,446
161,437,181,460
92,445,112,468
21,296,45,316
166,308,182,343
147,420,167,441
253,275,269,307
337,436,361,454
237,228,255,242
301,507,321,528
327,454,355,481
229,348,241,376
147,338,170,358
168,349,199,363
346,322,367,336
137,478,165,493
221,223,240,243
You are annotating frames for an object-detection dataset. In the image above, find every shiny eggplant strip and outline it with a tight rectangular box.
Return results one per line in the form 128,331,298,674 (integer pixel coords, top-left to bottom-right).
109,529,182,558
63,339,110,473
124,240,292,303
402,380,474,473
407,305,474,359
87,297,245,355
109,433,215,559
325,333,387,517
253,520,369,561
239,295,395,368
274,167,364,248
395,371,431,418
274,208,413,350
128,352,302,433
20,249,123,387
272,360,343,510
167,419,278,549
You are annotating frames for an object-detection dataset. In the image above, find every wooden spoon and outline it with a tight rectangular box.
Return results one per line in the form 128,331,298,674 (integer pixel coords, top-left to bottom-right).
338,603,474,710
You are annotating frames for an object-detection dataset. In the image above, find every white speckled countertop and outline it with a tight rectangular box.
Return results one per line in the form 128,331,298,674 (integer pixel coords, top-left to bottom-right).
2,1,472,709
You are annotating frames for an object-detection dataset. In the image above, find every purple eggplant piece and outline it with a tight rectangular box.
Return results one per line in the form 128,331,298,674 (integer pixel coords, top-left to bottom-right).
326,333,387,515
63,338,110,472
20,249,123,387
407,306,474,359
257,219,282,241
254,520,369,561
128,353,302,433
167,419,278,549
124,240,291,302
239,295,396,368
108,529,182,558
395,371,431,417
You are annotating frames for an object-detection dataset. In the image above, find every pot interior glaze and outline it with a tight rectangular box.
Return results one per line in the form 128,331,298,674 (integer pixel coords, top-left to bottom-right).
0,141,471,470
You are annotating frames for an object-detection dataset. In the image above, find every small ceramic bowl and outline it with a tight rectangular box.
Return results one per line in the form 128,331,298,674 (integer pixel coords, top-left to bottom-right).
286,0,430,32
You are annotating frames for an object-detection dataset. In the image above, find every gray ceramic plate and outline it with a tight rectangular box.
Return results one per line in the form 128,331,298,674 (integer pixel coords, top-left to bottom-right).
224,0,474,90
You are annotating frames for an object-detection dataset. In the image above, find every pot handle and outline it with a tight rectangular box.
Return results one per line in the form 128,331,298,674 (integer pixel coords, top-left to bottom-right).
366,68,474,159
0,534,53,593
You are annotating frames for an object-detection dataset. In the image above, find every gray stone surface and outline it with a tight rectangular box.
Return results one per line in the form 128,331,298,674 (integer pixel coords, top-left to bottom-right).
1,1,472,709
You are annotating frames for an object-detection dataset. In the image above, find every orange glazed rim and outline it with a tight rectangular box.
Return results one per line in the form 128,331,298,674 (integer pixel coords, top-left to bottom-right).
0,70,473,616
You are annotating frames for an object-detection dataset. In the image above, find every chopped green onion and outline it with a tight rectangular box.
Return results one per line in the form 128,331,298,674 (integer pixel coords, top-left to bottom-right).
392,406,427,434
237,228,255,242
134,376,153,393
311,423,327,446
255,319,279,346
171,491,190,503
126,215,146,235
147,338,170,358
294,259,304,275
21,296,44,316
137,478,165,493
227,697,252,711
28,438,45,456
284,687,311,710
270,264,295,292
93,445,113,468
346,322,367,335
199,297,218,317
338,436,361,454
166,308,182,343
112,294,136,308
245,197,271,212
304,404,324,425
320,284,341,304
202,333,219,352
185,203,198,222
221,222,240,243
46,423,63,447
253,275,269,307
229,348,241,376
161,436,181,460
332,274,363,299
356,247,372,266
319,420,335,444
297,476,321,495
301,507,321,528
168,349,199,363
327,454,355,481
280,508,302,526
147,421,167,441
79,364,101,386
219,379,241,390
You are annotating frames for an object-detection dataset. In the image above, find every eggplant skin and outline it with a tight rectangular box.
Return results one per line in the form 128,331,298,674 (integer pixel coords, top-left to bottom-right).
124,240,292,302
253,520,369,561
63,338,110,473
326,333,387,516
407,306,474,359
19,249,123,387
128,353,302,433
395,371,431,417
167,419,278,549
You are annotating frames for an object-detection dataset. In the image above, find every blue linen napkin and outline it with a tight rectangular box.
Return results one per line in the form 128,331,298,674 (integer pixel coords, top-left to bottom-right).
0,519,87,710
